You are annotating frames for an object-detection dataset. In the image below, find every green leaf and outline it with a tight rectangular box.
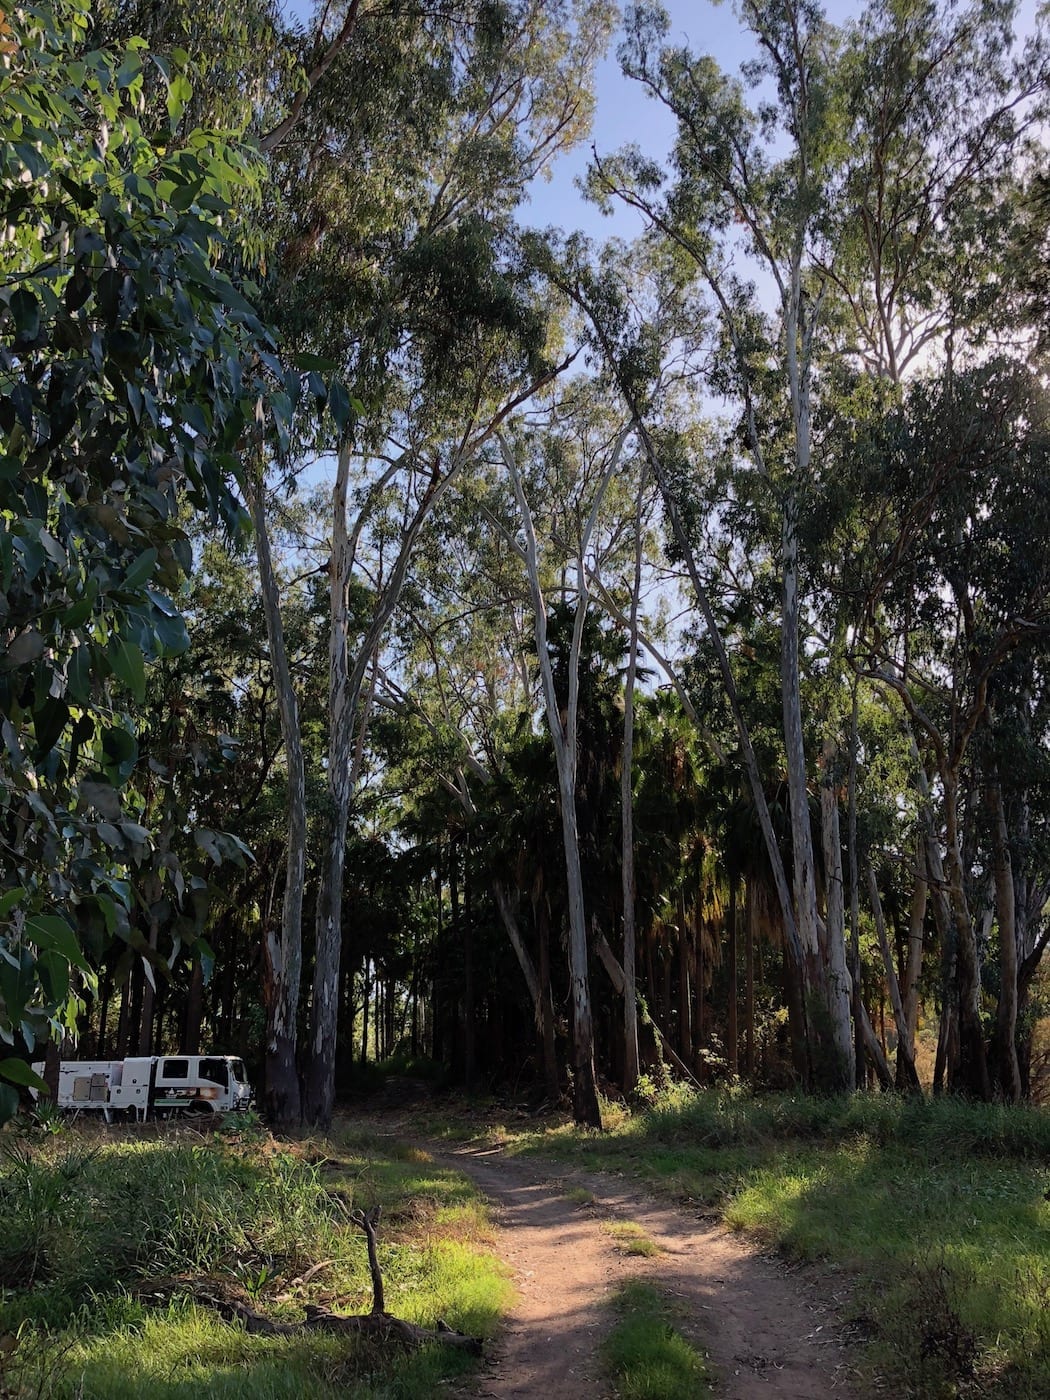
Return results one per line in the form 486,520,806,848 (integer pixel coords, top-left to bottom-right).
32,696,69,755
122,547,158,595
67,645,92,704
170,179,203,212
79,778,123,820
329,381,353,435
24,914,90,972
100,726,138,783
9,287,41,345
194,828,222,863
109,637,146,703
37,949,69,1005
0,888,25,919
153,611,189,655
166,71,192,125
292,352,339,373
5,629,45,668
0,1058,48,1092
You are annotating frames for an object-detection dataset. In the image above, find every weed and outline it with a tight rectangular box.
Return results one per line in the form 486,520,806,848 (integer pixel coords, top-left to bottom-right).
0,1123,509,1398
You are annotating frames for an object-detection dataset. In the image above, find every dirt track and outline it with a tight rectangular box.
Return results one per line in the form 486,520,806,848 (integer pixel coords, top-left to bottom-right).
418,1139,861,1400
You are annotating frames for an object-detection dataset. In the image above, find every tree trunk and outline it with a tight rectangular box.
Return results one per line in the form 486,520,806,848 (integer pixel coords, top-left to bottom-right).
127,957,144,1060
782,941,809,1085
782,492,827,1090
847,682,867,1088
463,842,476,1091
304,445,356,1128
744,882,755,1079
727,872,739,1077
902,835,927,1054
819,736,856,1089
184,957,204,1056
95,964,112,1059
501,431,608,1130
137,910,160,1057
942,772,991,1099
360,958,370,1067
596,934,698,1085
620,465,645,1092
42,1037,61,1105
986,775,1021,1102
866,864,921,1093
493,880,558,1098
250,482,305,1129
676,892,692,1063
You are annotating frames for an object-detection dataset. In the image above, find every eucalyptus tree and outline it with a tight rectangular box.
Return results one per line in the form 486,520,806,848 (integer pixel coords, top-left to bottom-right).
498,406,631,1126
250,1,615,1127
573,0,1050,1093
839,362,1050,1099
0,0,282,1114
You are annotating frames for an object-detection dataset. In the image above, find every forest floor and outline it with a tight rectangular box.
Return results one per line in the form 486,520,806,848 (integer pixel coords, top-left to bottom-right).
353,1111,861,1399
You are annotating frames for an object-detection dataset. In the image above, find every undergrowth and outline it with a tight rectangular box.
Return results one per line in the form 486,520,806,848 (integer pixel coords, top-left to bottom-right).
0,1121,509,1398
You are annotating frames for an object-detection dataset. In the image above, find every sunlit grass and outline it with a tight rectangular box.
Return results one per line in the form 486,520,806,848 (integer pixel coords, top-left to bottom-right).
602,1280,711,1399
601,1220,661,1257
0,1121,510,1398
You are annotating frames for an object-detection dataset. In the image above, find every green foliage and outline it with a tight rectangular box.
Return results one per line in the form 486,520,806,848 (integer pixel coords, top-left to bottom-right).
601,1219,661,1256
0,0,277,1090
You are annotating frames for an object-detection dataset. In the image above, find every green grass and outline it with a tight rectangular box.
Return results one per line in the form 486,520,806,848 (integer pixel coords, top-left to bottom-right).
601,1220,661,1257
602,1280,711,1399
562,1185,594,1206
0,1119,511,1398
472,1088,1050,1399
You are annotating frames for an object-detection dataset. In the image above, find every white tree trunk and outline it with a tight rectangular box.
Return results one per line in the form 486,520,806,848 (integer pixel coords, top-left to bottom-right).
620,465,646,1091
499,428,627,1128
250,480,305,1128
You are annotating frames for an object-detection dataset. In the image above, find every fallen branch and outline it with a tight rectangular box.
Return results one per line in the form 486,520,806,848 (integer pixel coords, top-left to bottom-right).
198,1296,481,1352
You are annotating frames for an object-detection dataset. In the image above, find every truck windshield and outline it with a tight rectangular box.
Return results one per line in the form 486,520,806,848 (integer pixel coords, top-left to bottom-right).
230,1060,246,1084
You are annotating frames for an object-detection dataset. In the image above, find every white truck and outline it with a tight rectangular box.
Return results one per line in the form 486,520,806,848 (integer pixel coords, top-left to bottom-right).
30,1053,253,1121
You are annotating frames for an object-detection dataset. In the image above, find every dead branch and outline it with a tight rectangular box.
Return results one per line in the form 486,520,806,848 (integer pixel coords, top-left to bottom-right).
348,1205,384,1314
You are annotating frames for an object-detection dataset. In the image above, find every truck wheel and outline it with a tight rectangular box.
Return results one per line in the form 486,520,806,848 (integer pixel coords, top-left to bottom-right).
186,1099,213,1116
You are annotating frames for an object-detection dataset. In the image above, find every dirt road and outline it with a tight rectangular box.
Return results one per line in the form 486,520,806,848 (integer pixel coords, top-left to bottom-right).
427,1141,860,1400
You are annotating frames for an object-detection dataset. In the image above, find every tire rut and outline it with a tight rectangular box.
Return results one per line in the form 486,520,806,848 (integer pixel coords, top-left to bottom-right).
426,1142,861,1400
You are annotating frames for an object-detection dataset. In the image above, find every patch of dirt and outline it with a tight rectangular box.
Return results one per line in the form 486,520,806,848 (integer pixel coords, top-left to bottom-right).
423,1140,861,1400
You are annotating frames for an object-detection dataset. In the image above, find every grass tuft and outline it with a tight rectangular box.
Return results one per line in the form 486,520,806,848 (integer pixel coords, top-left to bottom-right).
601,1220,661,1257
562,1185,594,1207
603,1280,711,1399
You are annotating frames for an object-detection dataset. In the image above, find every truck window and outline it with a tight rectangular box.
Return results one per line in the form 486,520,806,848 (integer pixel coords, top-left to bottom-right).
162,1058,189,1079
230,1060,246,1083
199,1058,228,1088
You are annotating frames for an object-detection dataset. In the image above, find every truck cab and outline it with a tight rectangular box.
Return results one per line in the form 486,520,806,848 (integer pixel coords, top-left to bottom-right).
149,1055,253,1115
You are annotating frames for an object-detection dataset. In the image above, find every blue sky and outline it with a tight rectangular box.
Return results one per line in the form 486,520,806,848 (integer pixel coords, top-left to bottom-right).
522,0,861,239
